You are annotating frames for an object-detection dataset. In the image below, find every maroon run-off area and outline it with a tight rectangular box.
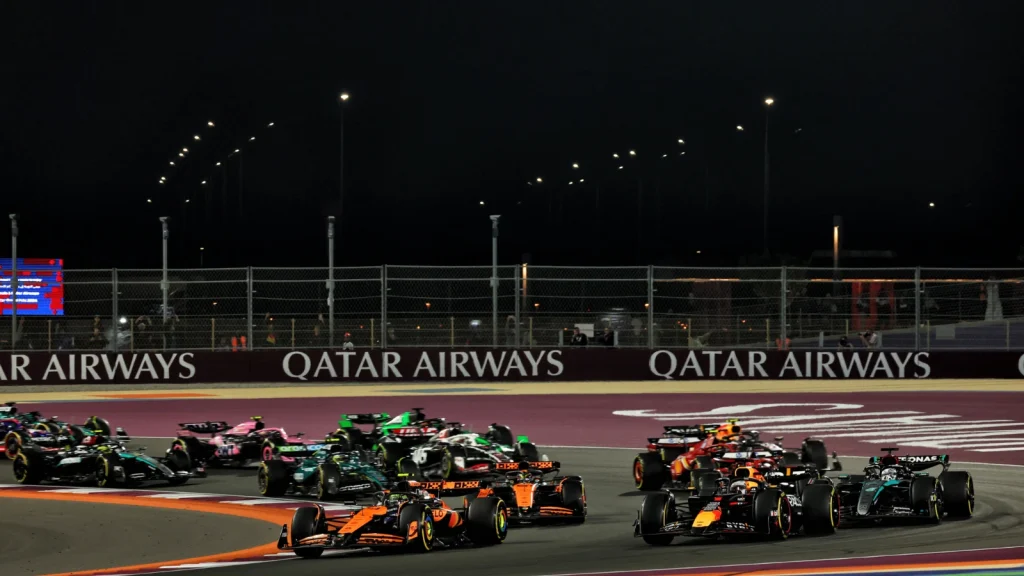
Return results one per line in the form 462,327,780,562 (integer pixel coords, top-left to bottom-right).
26,391,1024,465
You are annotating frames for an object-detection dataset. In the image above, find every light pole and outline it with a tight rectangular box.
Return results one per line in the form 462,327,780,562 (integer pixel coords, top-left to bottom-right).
339,92,350,228
490,215,501,347
763,97,774,255
327,216,336,349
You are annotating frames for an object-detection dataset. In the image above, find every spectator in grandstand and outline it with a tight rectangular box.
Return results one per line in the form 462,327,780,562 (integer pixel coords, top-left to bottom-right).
88,326,108,350
595,326,615,347
341,331,355,350
570,327,588,346
263,312,278,347
860,330,879,348
308,321,326,348
217,336,231,351
838,335,854,349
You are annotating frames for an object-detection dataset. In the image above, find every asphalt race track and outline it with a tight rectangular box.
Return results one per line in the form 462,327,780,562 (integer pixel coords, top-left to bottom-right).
3,444,1023,576
0,497,279,576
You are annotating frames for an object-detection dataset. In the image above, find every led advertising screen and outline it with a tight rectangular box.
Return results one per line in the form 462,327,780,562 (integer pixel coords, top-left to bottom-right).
0,258,65,316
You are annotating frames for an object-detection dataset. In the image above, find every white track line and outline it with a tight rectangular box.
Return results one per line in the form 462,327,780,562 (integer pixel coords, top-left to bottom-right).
537,545,1024,576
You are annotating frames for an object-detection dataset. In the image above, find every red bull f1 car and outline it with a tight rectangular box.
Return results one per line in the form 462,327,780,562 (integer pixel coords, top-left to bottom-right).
276,479,509,558
634,461,841,545
633,420,840,491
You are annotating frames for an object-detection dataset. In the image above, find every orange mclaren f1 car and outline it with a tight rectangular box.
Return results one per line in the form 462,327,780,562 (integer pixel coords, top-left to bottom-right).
467,460,586,525
276,480,509,558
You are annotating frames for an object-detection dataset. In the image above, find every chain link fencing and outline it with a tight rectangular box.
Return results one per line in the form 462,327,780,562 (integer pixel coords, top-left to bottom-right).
7,266,1023,351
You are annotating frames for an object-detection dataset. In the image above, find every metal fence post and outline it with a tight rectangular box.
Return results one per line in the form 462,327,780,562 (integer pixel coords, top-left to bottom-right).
780,266,788,344
160,217,169,323
647,265,654,349
381,264,388,349
246,266,253,350
914,266,921,352
514,266,521,348
112,268,119,352
10,214,18,348
490,216,500,348
327,216,335,349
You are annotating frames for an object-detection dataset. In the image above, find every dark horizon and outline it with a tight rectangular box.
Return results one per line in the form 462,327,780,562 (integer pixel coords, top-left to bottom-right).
2,2,1022,271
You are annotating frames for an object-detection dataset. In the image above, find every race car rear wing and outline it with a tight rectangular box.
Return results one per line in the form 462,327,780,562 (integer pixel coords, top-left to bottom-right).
177,421,231,435
491,460,561,474
411,480,486,496
274,443,334,457
662,424,719,437
869,452,950,472
338,413,391,426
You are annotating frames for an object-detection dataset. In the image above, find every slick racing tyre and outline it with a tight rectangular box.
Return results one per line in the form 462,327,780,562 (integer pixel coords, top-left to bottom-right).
801,439,829,470
486,424,515,447
911,476,943,524
12,451,44,484
560,478,587,522
442,445,469,480
939,471,975,518
87,416,113,437
692,455,715,470
801,483,840,535
317,462,343,501
328,427,364,452
164,450,191,486
633,452,667,491
396,457,423,481
639,491,676,546
514,441,540,462
4,431,24,460
261,438,286,462
96,453,121,487
377,443,409,471
466,497,509,546
753,488,793,539
691,469,721,494
259,459,290,497
398,503,435,552
34,422,62,435
290,507,326,559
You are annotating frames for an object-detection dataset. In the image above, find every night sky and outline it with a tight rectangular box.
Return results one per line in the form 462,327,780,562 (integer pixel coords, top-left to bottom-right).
2,2,1022,270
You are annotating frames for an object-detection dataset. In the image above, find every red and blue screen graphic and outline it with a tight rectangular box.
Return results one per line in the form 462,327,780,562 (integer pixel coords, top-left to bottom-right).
0,258,64,316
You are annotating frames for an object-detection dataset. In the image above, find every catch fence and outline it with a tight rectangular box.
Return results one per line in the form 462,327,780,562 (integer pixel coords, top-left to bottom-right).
7,266,1023,352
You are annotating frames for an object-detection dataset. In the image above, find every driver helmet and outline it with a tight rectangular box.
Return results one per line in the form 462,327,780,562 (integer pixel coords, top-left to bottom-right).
715,423,741,442
730,480,758,494
880,467,899,480
516,470,533,483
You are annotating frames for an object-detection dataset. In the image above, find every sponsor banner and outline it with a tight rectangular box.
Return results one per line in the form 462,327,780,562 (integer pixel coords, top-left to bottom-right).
1,349,1023,384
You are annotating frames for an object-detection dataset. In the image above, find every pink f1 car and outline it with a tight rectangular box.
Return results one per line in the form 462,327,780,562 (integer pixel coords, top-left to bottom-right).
167,416,316,467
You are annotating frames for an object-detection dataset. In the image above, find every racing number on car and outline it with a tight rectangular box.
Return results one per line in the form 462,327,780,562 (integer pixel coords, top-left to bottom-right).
217,444,235,456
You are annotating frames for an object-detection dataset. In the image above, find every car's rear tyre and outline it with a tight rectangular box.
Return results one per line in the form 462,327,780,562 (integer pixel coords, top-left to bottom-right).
487,424,515,447
12,451,44,484
290,506,326,559
96,453,120,487
639,491,676,546
4,431,23,460
560,479,587,522
514,441,540,462
633,452,667,490
398,502,434,552
753,488,792,539
939,471,974,518
317,462,343,501
164,450,191,486
67,425,91,446
261,438,286,462
87,416,113,437
35,422,61,435
801,483,840,535
397,457,423,480
911,476,942,524
466,497,508,546
442,445,469,480
802,440,829,470
377,443,409,471
258,459,290,497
